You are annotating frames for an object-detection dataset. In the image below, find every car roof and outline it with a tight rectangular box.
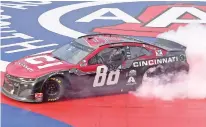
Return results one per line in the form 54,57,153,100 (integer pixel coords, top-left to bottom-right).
75,34,147,49
74,34,185,51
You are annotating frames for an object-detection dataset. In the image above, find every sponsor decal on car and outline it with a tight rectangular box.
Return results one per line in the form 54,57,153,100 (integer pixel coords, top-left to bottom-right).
126,77,137,85
155,50,163,56
35,93,43,102
133,55,185,67
126,69,137,85
93,65,120,87
15,62,34,72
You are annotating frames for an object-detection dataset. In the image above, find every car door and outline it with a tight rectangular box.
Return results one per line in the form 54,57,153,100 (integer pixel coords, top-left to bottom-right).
88,45,154,94
72,45,130,96
67,44,154,97
113,45,154,91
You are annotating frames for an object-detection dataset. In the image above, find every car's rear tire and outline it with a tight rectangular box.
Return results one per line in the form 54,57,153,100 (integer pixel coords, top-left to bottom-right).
42,77,65,102
142,64,188,84
142,65,172,85
143,65,164,78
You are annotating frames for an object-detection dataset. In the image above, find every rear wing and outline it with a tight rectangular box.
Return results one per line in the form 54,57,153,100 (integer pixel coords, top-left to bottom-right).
152,38,186,51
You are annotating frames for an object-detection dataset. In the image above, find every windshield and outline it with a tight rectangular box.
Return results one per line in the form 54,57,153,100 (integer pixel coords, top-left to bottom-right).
52,42,93,64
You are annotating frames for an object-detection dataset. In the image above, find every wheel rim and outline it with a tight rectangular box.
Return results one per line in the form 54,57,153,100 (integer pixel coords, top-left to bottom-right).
44,80,60,96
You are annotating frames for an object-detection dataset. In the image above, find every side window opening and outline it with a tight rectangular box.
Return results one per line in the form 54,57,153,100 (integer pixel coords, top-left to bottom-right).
140,48,151,56
129,46,151,59
88,47,126,65
88,55,98,65
88,47,116,65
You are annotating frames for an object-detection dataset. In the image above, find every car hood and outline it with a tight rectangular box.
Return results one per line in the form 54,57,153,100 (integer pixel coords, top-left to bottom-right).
6,53,75,78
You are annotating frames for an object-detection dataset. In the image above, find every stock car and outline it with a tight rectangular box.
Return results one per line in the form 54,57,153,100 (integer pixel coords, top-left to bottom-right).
2,34,189,103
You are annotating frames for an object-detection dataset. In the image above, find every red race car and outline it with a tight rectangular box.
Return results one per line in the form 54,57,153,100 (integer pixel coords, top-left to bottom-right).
2,34,189,103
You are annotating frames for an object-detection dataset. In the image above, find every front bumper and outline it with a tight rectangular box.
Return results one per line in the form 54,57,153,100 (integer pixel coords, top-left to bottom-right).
1,74,42,103
1,86,35,102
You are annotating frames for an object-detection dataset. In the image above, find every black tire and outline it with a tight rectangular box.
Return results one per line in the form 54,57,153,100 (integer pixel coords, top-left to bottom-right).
142,65,170,84
142,64,188,84
42,77,65,102
143,65,164,78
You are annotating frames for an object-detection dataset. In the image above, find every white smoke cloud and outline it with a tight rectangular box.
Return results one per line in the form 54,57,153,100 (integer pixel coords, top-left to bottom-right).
133,23,206,100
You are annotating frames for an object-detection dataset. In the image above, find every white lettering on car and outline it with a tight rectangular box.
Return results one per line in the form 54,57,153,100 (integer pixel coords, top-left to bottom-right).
25,55,63,69
93,65,120,87
133,56,181,67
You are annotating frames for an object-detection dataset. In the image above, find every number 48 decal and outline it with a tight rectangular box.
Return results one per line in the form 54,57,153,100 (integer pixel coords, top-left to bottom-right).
93,65,120,87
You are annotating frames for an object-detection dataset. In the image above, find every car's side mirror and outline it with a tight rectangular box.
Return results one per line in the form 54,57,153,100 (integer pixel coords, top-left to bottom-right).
80,60,87,67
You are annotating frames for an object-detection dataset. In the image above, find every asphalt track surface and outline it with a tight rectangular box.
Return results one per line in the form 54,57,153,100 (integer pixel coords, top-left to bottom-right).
1,1,206,127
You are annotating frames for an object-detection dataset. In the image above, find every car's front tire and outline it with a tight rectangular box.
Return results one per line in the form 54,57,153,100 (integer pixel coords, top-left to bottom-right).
42,77,65,102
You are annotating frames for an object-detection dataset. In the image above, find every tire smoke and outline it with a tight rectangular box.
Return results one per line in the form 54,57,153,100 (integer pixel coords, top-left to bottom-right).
133,24,206,100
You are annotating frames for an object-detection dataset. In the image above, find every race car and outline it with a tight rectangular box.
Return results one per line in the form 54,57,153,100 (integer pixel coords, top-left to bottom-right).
2,34,189,103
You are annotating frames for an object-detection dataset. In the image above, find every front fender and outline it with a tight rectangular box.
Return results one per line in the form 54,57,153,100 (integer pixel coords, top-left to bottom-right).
34,70,71,92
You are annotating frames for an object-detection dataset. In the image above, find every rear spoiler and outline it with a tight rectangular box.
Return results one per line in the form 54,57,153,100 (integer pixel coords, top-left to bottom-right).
152,38,186,51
